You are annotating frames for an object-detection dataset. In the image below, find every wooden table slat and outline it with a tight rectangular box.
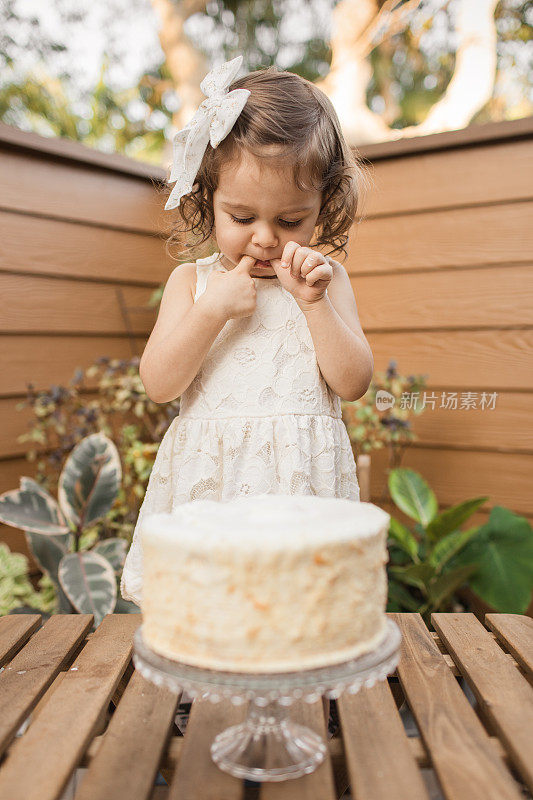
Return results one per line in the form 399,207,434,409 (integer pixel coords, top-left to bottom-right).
391,613,523,800
0,613,41,667
168,697,247,800
337,679,429,800
0,614,93,758
432,612,533,794
0,611,531,800
260,700,336,800
485,613,533,676
0,614,141,800
74,668,179,800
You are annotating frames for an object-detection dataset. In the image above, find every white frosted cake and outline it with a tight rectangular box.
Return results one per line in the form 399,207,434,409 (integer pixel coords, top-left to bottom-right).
140,494,390,672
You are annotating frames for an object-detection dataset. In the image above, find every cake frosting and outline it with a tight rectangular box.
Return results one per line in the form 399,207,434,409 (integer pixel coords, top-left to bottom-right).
140,493,390,672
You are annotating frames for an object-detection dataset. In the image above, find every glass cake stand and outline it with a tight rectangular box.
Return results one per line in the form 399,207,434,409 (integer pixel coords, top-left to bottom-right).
133,618,401,782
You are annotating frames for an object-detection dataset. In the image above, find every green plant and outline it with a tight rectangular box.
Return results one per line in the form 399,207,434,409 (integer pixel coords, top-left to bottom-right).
0,433,139,627
342,359,429,466
450,506,533,615
0,543,56,616
16,356,180,544
386,467,533,624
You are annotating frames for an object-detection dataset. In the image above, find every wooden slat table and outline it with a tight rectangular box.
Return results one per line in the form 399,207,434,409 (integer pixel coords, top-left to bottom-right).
0,612,531,800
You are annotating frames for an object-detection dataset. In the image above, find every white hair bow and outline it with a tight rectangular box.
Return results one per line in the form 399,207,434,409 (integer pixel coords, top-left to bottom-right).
165,55,251,211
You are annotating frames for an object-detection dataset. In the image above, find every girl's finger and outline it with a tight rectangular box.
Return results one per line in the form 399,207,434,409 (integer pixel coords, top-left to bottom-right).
306,265,332,285
292,250,315,278
233,255,259,274
280,241,301,270
302,256,325,277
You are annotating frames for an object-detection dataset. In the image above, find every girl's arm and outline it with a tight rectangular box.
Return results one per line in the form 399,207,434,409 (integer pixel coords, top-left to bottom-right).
140,264,227,404
296,261,374,402
300,294,374,402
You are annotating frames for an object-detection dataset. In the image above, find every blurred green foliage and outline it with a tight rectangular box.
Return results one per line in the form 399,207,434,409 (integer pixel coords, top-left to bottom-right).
341,358,429,466
0,55,172,164
0,543,56,616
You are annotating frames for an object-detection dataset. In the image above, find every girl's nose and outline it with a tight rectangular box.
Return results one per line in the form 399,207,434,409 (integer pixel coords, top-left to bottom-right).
251,223,277,248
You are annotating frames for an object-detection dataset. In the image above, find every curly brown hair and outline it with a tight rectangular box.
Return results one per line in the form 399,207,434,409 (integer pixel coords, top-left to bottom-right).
161,64,372,264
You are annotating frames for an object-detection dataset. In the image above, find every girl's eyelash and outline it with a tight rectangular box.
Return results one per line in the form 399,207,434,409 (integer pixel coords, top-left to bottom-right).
230,216,302,228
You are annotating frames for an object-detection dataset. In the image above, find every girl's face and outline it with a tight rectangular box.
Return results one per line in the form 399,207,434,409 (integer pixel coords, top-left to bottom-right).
212,150,322,278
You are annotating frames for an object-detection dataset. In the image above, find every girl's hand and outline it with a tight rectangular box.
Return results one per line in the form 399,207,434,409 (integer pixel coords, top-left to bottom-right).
270,243,333,309
203,255,257,321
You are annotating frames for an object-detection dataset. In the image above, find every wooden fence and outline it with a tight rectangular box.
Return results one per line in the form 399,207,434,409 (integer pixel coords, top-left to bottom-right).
355,117,533,543
0,122,172,564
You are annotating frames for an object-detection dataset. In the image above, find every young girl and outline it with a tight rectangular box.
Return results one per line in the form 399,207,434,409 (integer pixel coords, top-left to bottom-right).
121,50,373,605
121,54,374,735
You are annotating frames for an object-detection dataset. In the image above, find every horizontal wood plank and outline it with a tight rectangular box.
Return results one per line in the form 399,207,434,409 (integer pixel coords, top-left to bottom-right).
0,614,140,800
364,140,533,217
1,335,146,395
369,329,533,390
0,614,93,757
358,117,533,162
350,202,533,274
0,210,174,286
1,150,167,234
0,273,157,335
0,458,45,500
344,389,533,455
352,264,533,331
390,613,523,800
8,386,529,464
432,613,533,792
402,390,533,454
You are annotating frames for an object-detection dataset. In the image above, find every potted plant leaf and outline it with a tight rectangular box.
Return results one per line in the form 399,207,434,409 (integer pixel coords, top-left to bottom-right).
0,432,139,628
386,467,533,624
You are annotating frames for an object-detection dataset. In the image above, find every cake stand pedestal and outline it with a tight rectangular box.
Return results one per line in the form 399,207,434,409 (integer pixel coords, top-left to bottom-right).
133,618,401,782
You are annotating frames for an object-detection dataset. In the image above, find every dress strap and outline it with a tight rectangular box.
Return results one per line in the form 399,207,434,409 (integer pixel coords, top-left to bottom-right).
195,251,221,266
193,251,222,302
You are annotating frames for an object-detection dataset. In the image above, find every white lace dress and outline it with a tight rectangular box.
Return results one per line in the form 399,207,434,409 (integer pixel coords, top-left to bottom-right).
120,251,360,606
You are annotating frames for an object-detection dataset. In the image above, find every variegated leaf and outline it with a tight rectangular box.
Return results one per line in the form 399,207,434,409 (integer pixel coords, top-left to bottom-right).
58,551,117,627
93,538,128,573
0,478,69,534
58,433,122,528
25,531,74,612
